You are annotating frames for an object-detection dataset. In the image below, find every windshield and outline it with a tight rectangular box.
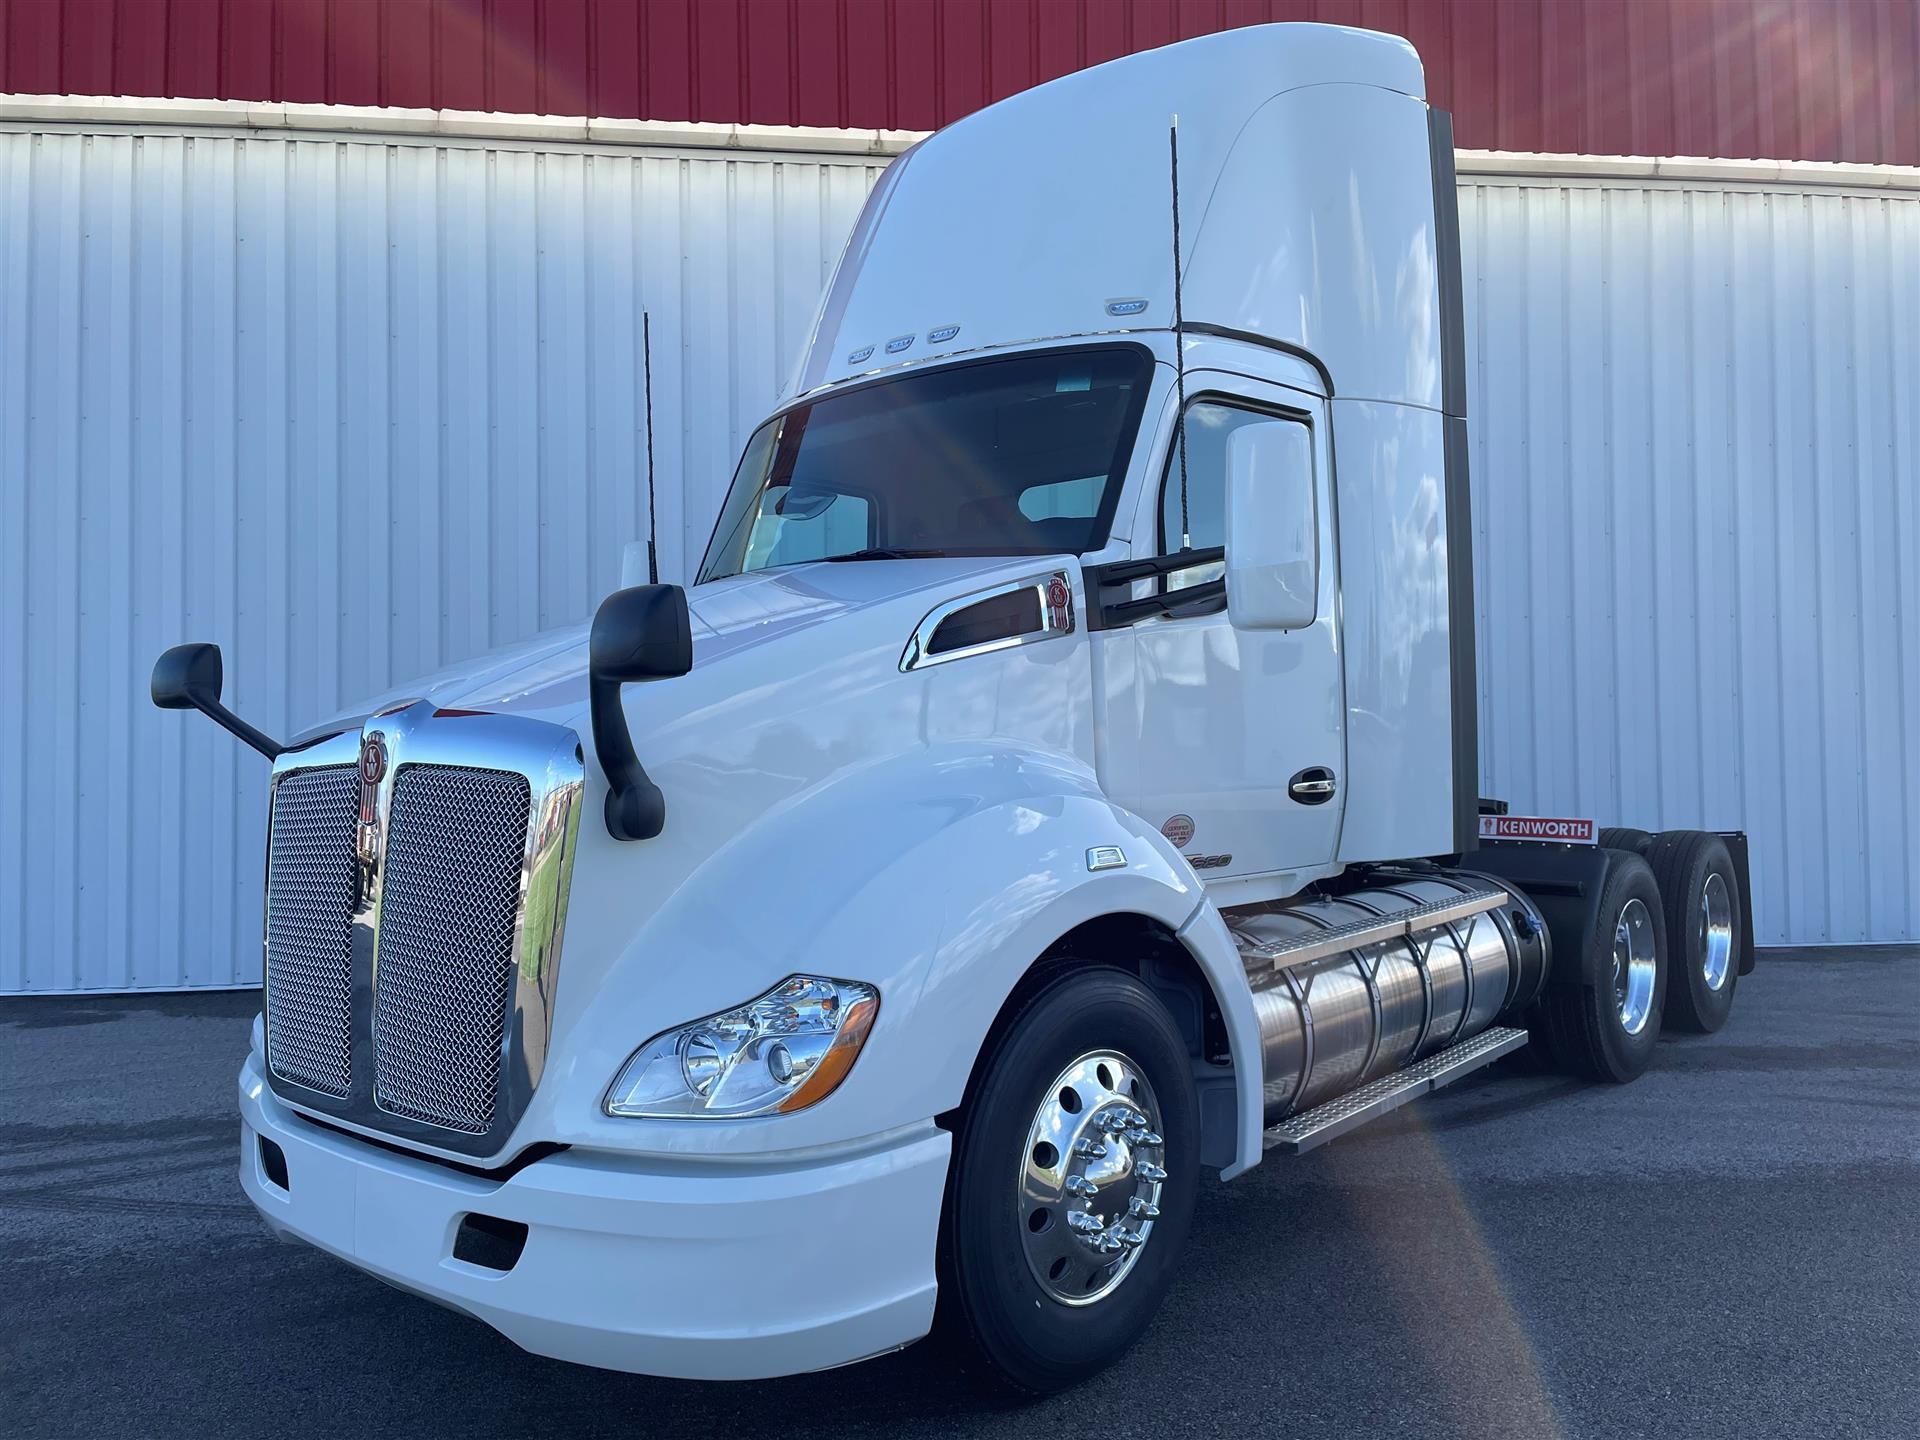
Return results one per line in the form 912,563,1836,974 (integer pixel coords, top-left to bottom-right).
697,347,1152,582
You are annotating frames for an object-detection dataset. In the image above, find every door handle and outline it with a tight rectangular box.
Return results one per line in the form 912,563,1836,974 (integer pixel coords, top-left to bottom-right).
1289,767,1337,804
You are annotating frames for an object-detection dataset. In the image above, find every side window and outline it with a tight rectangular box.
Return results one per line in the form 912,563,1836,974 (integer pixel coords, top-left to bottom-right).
1159,401,1279,591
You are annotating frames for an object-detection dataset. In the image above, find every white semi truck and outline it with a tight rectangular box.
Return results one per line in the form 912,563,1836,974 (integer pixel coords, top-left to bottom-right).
153,23,1754,1394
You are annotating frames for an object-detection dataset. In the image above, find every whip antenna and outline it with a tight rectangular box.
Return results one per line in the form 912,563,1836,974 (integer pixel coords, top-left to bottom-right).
643,311,660,585
1170,116,1191,551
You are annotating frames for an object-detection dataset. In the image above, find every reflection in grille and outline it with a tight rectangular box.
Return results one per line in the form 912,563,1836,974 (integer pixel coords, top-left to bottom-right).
373,766,531,1134
265,767,359,1097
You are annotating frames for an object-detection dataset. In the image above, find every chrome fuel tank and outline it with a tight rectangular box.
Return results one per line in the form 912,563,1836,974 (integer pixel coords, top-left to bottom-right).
1228,872,1550,1123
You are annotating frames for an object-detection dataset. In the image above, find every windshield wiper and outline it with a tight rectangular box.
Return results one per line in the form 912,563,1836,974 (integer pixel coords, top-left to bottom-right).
822,547,952,562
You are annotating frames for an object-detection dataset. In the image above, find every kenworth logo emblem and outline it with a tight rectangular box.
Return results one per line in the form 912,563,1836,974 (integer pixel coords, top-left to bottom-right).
356,732,388,868
358,732,387,785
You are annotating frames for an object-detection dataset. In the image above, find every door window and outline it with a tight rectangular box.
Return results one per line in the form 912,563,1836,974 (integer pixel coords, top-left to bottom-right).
1159,401,1309,592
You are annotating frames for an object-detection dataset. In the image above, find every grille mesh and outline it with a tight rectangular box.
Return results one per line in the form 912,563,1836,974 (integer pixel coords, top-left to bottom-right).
265,767,359,1098
373,765,531,1134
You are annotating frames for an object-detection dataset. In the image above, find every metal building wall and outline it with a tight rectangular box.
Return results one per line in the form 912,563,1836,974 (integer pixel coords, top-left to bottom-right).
1460,169,1919,948
0,120,886,992
3,0,1916,165
0,116,1913,992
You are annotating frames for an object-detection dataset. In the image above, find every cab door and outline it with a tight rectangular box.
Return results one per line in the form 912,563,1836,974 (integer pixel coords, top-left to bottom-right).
1093,374,1344,887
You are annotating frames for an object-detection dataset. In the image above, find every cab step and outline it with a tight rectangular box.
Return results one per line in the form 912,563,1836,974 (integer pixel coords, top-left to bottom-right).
1262,1025,1532,1154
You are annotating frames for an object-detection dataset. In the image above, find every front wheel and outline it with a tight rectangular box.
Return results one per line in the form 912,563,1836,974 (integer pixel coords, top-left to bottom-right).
937,967,1199,1394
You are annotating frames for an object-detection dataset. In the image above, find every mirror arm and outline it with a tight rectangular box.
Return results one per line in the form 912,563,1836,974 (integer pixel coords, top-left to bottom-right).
1084,547,1226,630
590,674,667,842
197,702,285,761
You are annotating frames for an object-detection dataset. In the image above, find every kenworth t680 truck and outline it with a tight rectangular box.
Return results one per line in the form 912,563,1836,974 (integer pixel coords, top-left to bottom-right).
153,23,1754,1393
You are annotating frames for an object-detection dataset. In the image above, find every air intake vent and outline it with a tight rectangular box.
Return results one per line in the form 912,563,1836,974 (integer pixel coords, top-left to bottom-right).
928,586,1043,655
264,767,359,1098
372,766,532,1134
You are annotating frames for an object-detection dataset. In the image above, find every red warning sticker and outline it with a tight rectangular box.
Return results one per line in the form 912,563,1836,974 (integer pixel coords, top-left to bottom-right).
1478,814,1597,844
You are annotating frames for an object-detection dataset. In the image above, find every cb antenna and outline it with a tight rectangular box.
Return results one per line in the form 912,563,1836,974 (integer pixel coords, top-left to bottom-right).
1169,115,1191,551
642,311,660,585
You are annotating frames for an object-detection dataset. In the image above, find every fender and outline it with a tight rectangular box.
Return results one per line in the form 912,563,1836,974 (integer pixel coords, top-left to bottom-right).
538,739,1268,1178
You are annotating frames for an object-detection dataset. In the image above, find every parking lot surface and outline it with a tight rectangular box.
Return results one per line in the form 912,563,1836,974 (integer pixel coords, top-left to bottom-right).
4,947,1916,1439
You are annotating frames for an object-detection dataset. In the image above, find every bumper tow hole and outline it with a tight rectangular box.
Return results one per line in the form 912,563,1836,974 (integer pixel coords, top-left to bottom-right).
257,1136,290,1191
453,1213,529,1273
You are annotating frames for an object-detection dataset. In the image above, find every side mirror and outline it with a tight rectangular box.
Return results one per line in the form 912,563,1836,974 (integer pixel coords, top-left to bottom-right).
589,585,693,841
150,642,282,758
151,642,225,712
591,584,693,683
1224,420,1318,631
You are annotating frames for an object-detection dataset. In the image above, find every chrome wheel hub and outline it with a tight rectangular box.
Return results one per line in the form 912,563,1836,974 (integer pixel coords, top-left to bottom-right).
1018,1050,1167,1306
1700,871,1733,991
1612,896,1658,1035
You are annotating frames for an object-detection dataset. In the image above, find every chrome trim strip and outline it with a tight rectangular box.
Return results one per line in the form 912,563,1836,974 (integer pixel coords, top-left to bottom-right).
899,569,1076,673
261,700,585,1163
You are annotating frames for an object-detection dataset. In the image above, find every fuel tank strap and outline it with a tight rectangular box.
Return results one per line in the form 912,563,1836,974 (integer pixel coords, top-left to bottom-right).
1228,886,1510,975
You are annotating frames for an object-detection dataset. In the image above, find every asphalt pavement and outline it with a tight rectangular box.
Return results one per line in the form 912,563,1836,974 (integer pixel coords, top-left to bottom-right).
4,947,1916,1439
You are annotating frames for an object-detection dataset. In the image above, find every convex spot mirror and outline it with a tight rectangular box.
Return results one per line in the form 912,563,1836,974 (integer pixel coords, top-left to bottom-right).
149,640,282,758
151,642,224,710
1224,418,1317,631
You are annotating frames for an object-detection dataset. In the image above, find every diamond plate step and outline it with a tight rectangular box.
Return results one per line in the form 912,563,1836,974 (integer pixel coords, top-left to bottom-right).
1263,1025,1532,1155
1230,886,1510,975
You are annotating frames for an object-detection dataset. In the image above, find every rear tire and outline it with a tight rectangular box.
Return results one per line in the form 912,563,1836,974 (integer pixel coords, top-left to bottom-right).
1645,830,1741,1033
1598,826,1655,856
937,967,1199,1395
1531,852,1668,1082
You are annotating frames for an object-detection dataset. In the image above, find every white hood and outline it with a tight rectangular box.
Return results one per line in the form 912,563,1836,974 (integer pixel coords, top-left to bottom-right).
311,555,1025,734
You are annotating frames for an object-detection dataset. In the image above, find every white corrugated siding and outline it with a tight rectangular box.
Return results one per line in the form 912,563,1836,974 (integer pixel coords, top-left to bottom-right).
0,126,886,992
0,123,1912,992
1461,176,1919,948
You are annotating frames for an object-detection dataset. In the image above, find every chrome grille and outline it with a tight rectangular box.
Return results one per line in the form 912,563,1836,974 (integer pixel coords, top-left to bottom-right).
373,765,532,1134
264,767,359,1098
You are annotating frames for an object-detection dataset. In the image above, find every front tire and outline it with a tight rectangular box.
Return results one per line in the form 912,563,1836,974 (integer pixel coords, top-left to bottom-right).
938,967,1199,1394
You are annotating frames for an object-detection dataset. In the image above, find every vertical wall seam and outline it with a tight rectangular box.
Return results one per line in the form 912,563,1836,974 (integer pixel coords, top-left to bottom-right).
1802,194,1832,938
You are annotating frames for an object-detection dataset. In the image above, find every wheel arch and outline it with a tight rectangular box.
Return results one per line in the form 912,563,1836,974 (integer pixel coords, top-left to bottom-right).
941,909,1259,1178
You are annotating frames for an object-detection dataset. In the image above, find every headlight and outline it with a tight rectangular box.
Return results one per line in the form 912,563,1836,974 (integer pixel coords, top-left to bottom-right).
604,976,880,1119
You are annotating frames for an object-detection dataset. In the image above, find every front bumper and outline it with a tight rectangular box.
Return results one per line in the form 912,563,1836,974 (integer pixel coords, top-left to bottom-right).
238,1054,949,1380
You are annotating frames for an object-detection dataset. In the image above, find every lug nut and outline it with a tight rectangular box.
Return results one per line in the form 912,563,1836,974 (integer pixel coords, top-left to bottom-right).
1073,1138,1109,1159
1065,1175,1100,1198
1136,1161,1168,1182
1127,1197,1161,1219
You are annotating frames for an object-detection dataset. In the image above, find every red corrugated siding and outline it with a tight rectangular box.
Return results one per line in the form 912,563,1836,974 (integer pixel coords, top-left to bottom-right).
0,0,1913,164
